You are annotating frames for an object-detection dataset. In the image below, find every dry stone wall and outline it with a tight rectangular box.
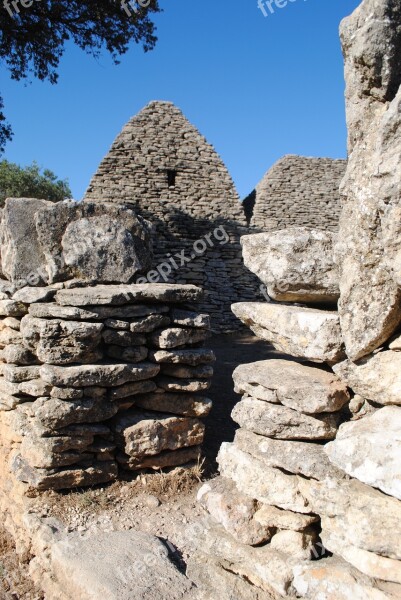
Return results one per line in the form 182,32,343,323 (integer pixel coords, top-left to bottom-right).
0,199,214,492
248,155,347,233
84,101,260,331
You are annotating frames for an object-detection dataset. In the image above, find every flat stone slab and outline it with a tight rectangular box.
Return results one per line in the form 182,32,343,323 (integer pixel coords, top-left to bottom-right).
231,302,345,364
333,350,401,405
325,406,401,500
234,429,344,481
12,286,57,304
40,362,160,387
231,397,339,440
56,284,203,306
241,228,339,303
134,393,212,417
149,348,216,365
49,531,195,600
233,359,349,414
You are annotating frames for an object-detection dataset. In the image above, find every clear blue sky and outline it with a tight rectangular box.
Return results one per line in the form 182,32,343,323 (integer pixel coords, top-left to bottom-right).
1,0,361,200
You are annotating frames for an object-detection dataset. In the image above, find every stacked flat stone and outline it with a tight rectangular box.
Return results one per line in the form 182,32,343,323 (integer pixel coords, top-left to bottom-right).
246,155,346,233
192,209,401,596
0,284,213,491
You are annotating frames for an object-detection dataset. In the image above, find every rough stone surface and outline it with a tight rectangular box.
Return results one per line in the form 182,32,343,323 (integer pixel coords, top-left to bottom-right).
49,531,195,600
232,302,345,364
12,286,57,304
233,359,349,414
248,155,346,232
197,477,273,546
149,348,216,365
56,284,203,307
217,442,312,514
0,197,53,284
135,393,212,417
293,556,396,600
35,201,152,284
241,228,339,303
40,362,159,388
112,409,205,457
335,0,401,360
325,406,401,500
232,397,339,440
234,429,345,480
334,350,401,405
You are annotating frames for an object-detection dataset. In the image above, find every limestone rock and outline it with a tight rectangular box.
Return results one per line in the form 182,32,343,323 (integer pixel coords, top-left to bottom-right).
129,314,170,333
118,445,201,471
12,286,57,304
50,387,84,400
233,359,349,414
241,228,339,303
106,345,148,363
40,362,159,387
293,556,396,600
253,505,318,533
34,396,119,430
299,477,401,568
187,554,277,600
157,376,211,393
217,442,312,514
0,326,23,347
29,303,102,320
108,380,157,400
188,522,295,597
231,397,339,440
149,327,209,349
335,0,401,360
270,528,318,561
149,348,215,365
334,350,401,405
170,309,211,329
56,284,202,307
35,201,152,283
49,531,195,600
161,364,213,379
0,299,28,317
12,454,117,490
231,302,344,364
197,476,273,545
135,393,212,417
1,344,38,365
0,197,53,284
102,329,146,347
112,409,205,457
234,429,344,480
20,316,104,365
325,406,401,500
1,364,41,383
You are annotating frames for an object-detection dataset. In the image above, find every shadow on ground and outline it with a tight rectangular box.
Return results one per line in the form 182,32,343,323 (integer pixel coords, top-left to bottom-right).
203,332,286,474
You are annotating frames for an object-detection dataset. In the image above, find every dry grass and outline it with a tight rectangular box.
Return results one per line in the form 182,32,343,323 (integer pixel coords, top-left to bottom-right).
0,527,43,600
45,459,205,525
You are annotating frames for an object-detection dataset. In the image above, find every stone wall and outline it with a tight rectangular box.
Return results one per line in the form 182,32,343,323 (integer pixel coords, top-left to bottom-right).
84,101,260,331
0,199,214,492
248,155,347,232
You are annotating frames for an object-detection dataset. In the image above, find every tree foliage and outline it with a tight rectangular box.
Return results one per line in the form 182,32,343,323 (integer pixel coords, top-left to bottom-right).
0,159,72,206
0,0,160,152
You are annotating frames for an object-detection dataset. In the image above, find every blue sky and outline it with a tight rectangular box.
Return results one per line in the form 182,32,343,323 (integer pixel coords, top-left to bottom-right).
1,0,361,200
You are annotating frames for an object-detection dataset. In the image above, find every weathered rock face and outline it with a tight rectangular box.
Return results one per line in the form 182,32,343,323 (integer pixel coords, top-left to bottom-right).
0,198,54,285
325,406,401,500
233,359,349,414
333,350,401,405
231,302,345,364
335,0,401,361
35,201,153,284
241,228,339,303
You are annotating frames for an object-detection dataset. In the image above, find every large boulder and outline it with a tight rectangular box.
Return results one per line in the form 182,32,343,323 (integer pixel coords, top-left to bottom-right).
335,0,401,360
35,201,153,284
231,302,345,364
241,228,339,303
325,406,401,500
0,198,54,285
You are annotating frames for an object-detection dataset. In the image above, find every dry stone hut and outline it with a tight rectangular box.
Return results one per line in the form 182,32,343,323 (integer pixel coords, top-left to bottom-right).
246,155,347,232
85,101,259,331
